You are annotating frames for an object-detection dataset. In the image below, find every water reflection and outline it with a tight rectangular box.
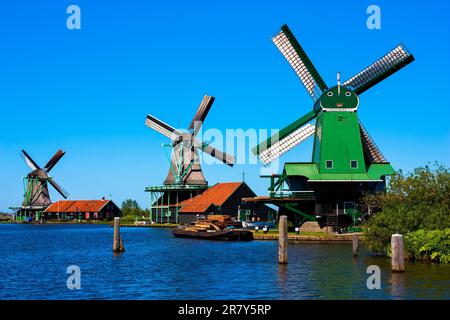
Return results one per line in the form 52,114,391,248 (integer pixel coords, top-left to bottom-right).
389,272,406,299
277,264,289,299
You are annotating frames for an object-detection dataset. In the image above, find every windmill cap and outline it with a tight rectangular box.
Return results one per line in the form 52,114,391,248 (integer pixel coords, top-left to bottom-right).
314,86,359,112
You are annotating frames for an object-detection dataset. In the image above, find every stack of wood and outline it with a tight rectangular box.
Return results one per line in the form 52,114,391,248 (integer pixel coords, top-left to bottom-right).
184,221,221,232
182,215,236,232
205,215,233,229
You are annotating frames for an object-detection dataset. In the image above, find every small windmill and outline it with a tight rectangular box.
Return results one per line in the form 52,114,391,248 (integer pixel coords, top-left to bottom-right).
21,149,69,208
250,24,414,228
145,95,234,186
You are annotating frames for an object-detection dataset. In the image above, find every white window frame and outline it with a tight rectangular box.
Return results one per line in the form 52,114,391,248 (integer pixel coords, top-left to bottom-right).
325,160,333,169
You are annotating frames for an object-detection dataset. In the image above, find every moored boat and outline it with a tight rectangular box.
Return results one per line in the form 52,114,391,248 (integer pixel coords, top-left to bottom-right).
172,228,253,241
172,215,253,241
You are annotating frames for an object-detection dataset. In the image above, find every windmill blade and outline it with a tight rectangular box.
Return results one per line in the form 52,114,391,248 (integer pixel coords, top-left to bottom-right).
21,150,40,171
258,122,315,165
252,110,317,156
195,139,234,166
189,95,215,136
273,24,328,101
344,44,415,95
44,149,65,173
359,121,387,163
48,178,69,199
145,115,183,141
202,145,235,167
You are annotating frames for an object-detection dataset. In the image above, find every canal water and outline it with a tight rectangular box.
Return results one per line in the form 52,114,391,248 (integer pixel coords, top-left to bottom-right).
0,224,448,300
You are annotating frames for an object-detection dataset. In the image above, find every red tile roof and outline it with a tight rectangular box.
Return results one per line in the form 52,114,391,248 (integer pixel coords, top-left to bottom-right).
44,200,110,213
178,182,242,213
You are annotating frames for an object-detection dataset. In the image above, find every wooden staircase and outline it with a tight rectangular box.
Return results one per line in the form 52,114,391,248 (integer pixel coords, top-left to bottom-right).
326,215,338,232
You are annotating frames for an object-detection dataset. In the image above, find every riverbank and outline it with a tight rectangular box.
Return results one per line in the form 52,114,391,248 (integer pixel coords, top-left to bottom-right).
5,220,362,242
252,231,362,242
121,223,362,241
4,220,177,227
5,221,361,242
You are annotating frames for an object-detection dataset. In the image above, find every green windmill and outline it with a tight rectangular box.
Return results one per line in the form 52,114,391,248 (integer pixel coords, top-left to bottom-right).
251,25,414,231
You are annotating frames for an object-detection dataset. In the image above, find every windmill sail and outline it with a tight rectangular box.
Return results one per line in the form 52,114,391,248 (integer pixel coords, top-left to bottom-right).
253,109,317,156
258,123,316,165
44,149,65,172
359,122,387,163
189,95,215,136
48,178,69,199
272,24,328,101
145,115,182,141
344,44,415,94
21,150,40,171
198,141,235,166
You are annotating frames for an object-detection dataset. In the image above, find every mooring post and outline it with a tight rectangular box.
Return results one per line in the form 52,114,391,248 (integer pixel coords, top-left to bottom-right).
352,234,359,257
113,217,125,253
278,215,288,265
391,233,404,272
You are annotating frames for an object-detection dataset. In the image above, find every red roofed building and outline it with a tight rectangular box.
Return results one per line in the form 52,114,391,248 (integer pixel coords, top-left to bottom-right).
44,199,122,220
176,182,276,224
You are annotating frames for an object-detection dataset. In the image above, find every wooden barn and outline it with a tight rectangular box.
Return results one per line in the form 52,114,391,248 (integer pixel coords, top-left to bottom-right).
43,199,122,220
176,182,276,224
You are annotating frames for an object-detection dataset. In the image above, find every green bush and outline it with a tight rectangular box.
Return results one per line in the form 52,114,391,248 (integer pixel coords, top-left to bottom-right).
363,163,450,259
120,215,138,223
404,229,450,263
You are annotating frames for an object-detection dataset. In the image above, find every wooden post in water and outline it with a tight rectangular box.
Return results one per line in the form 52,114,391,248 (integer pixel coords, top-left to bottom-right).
391,234,404,272
352,234,359,257
278,215,288,265
113,217,125,253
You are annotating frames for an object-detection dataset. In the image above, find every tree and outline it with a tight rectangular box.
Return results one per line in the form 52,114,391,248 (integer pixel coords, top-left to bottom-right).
364,163,450,255
121,199,142,217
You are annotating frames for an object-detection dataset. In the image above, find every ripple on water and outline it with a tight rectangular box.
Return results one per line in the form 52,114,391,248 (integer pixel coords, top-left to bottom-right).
0,224,448,300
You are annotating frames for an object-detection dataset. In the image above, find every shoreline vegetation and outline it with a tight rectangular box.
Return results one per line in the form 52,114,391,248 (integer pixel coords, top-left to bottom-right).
363,163,449,263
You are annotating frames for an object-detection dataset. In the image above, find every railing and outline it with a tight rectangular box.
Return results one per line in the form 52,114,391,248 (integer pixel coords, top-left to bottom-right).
269,190,316,200
145,184,208,192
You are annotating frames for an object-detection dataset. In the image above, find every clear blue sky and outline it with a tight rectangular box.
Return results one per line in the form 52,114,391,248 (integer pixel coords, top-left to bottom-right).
1,0,449,212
